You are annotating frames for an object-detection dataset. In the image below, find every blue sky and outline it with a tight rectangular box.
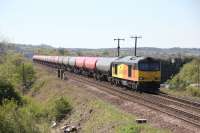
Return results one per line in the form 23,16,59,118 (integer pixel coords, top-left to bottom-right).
0,0,199,48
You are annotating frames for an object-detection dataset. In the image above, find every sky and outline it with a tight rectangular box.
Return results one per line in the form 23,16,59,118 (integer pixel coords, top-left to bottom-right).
0,0,199,48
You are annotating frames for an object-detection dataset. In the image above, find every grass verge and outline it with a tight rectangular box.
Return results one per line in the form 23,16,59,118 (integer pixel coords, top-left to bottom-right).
31,65,170,133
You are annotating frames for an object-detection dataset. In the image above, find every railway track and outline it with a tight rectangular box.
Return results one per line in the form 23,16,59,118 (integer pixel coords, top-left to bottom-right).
37,64,200,128
63,71,200,128
159,92,200,108
148,93,200,116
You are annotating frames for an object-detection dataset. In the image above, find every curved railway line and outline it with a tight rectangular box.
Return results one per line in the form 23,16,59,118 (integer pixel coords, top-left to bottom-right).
37,64,200,128
63,71,200,128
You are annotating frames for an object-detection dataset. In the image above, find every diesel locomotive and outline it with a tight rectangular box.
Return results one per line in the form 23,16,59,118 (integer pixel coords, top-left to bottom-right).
33,55,161,92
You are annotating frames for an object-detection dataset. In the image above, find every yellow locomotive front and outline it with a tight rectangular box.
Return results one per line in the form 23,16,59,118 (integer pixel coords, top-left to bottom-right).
138,60,161,81
137,59,161,91
111,56,161,92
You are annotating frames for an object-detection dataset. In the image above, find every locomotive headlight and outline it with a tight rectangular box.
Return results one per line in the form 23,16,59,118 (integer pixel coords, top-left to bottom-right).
139,77,144,80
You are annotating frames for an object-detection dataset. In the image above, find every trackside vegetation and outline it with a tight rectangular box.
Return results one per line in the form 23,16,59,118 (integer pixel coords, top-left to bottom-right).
0,79,22,105
0,52,72,133
166,58,200,98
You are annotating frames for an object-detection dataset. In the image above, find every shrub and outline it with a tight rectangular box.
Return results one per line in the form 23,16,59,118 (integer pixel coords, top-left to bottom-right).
0,101,40,133
0,78,21,104
187,87,200,97
117,124,141,133
51,97,72,121
168,59,200,90
22,97,49,120
0,53,36,91
17,62,36,89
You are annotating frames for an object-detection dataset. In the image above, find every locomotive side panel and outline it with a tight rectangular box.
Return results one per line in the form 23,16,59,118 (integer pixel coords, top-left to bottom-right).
112,63,139,81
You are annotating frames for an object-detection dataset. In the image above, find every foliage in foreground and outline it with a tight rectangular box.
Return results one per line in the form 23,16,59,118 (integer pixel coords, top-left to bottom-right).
0,78,21,104
0,100,41,133
0,96,72,133
0,52,35,105
47,97,72,122
0,52,71,132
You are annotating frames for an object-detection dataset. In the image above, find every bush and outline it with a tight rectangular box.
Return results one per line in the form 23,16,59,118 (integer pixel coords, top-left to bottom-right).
187,87,200,97
0,101,40,133
51,97,72,121
17,62,36,89
0,78,21,104
117,124,141,133
168,59,200,90
22,97,49,120
0,52,36,91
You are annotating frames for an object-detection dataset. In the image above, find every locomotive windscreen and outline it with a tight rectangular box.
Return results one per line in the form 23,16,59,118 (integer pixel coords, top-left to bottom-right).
139,62,160,71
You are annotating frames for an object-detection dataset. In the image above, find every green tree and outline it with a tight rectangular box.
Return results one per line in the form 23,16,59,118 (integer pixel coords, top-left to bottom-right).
0,101,40,133
18,63,36,90
168,58,200,89
0,52,35,91
0,78,21,104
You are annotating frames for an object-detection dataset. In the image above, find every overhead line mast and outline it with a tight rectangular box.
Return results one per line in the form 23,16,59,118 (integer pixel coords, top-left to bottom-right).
130,35,142,56
114,38,125,57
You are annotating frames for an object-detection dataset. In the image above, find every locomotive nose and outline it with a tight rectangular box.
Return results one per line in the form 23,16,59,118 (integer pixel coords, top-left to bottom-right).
139,71,160,81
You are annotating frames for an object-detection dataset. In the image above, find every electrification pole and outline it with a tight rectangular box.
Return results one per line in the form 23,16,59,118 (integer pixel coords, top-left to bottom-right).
114,38,125,57
130,35,142,56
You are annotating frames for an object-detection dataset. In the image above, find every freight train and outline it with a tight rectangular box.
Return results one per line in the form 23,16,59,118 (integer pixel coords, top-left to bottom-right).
33,55,161,92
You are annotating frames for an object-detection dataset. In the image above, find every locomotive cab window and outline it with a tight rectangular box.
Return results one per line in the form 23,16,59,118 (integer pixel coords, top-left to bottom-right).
128,65,132,77
114,64,118,74
139,62,160,71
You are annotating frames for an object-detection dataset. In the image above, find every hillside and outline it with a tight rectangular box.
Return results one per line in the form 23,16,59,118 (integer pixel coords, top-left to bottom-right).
1,42,200,58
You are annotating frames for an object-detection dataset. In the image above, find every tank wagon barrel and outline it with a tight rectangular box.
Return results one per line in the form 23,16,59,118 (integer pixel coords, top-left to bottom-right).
84,57,98,70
